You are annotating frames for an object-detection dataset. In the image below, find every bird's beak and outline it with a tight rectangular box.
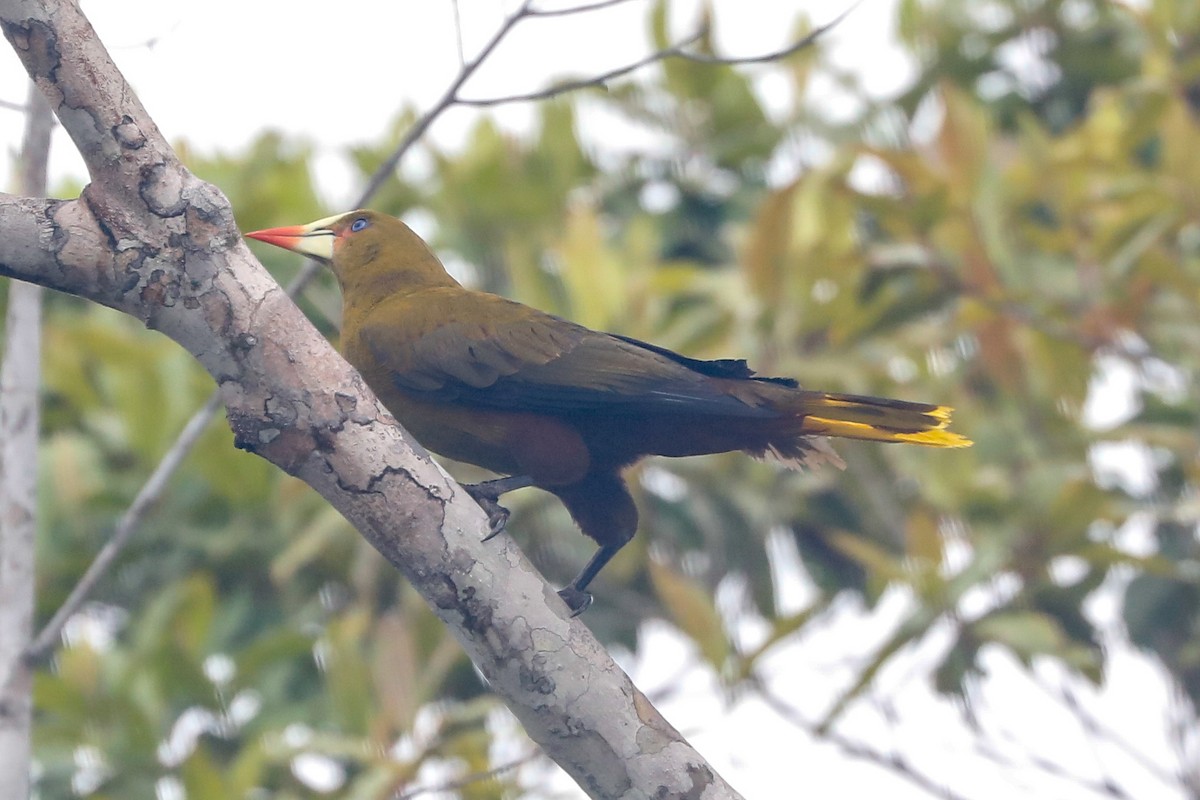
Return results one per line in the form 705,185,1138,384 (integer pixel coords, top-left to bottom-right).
244,213,343,261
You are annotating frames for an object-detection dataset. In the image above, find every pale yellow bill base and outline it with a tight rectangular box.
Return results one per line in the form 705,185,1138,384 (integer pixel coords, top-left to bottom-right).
244,213,344,260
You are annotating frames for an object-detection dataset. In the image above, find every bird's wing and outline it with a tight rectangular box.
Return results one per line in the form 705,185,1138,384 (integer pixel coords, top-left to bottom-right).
357,292,777,418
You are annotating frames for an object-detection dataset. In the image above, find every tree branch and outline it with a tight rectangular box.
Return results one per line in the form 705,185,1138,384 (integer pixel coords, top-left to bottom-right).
456,29,706,108
526,0,642,18
1047,675,1178,788
29,0,847,651
394,750,540,799
757,686,967,800
23,393,222,663
457,1,856,107
678,0,862,65
355,0,535,204
0,80,50,800
450,0,466,69
20,0,566,655
0,0,741,796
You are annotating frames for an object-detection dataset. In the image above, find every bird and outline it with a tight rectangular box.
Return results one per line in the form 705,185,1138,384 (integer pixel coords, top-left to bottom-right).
245,210,971,614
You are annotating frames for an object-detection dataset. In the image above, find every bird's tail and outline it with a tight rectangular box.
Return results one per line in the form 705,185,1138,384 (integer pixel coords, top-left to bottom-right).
792,391,972,447
747,390,970,471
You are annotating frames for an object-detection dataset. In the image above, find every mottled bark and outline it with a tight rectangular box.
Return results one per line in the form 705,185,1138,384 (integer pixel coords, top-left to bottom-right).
0,82,50,800
0,0,742,797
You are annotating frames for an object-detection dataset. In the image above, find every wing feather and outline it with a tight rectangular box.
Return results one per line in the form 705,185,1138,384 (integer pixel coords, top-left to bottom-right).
358,293,775,418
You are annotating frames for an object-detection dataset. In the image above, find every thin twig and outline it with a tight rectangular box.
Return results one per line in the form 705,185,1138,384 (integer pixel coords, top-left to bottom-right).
18,89,52,198
1041,675,1178,788
24,393,223,663
23,183,393,659
23,0,540,661
26,0,855,662
681,0,863,65
273,2,854,287
284,1,540,295
355,0,536,204
393,751,541,799
0,81,52,800
456,29,706,107
526,0,642,18
967,692,1139,800
757,686,968,800
0,98,27,113
450,0,466,70
458,1,855,108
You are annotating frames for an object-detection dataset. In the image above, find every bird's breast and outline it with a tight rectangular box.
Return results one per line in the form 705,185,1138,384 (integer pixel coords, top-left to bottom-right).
367,381,591,487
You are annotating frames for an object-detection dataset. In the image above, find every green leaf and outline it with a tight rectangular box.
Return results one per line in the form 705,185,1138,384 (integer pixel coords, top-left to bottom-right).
181,745,233,800
649,561,731,670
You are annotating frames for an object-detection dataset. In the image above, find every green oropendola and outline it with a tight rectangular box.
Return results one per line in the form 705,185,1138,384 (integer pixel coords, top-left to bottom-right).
246,210,970,613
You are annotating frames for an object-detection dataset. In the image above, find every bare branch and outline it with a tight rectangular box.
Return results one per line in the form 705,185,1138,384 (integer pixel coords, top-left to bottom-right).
355,0,535,204
0,80,51,800
109,17,182,52
393,751,541,800
757,687,967,800
16,87,51,197
971,728,1135,800
1050,677,1178,787
450,0,466,70
526,0,642,19
680,1,862,65
456,0,856,108
0,98,25,113
456,29,705,108
21,0,551,662
5,0,859,788
21,193,348,660
358,0,855,193
951,674,1175,799
948,686,1141,800
0,1,743,796
24,393,223,663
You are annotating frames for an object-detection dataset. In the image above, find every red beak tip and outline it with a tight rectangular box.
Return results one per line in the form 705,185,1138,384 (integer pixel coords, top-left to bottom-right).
244,226,303,250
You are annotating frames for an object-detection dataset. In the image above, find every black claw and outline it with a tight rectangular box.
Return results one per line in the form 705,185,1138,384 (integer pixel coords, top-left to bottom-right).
557,585,594,616
481,511,509,540
465,488,511,540
462,475,534,541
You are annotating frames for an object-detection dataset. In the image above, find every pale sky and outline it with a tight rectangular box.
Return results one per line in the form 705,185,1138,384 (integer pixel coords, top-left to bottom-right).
1,0,911,196
1,2,1188,798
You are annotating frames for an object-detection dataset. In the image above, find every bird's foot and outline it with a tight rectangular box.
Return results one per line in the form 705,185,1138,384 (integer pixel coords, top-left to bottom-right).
462,475,536,540
556,585,594,617
463,485,511,541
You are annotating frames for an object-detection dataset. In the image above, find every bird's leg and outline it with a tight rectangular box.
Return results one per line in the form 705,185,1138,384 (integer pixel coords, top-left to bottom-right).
557,543,623,616
462,475,535,540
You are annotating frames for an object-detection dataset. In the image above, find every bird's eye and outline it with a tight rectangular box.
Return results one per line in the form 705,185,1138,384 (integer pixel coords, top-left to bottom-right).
350,218,369,233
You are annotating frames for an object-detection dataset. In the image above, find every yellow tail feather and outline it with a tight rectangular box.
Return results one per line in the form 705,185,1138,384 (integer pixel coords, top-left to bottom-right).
800,415,972,446
795,394,973,448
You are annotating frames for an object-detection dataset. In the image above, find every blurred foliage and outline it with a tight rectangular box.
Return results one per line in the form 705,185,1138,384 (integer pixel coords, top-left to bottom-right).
6,0,1200,797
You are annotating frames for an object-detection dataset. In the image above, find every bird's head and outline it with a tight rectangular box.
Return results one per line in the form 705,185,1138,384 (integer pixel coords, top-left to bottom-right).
245,210,458,298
